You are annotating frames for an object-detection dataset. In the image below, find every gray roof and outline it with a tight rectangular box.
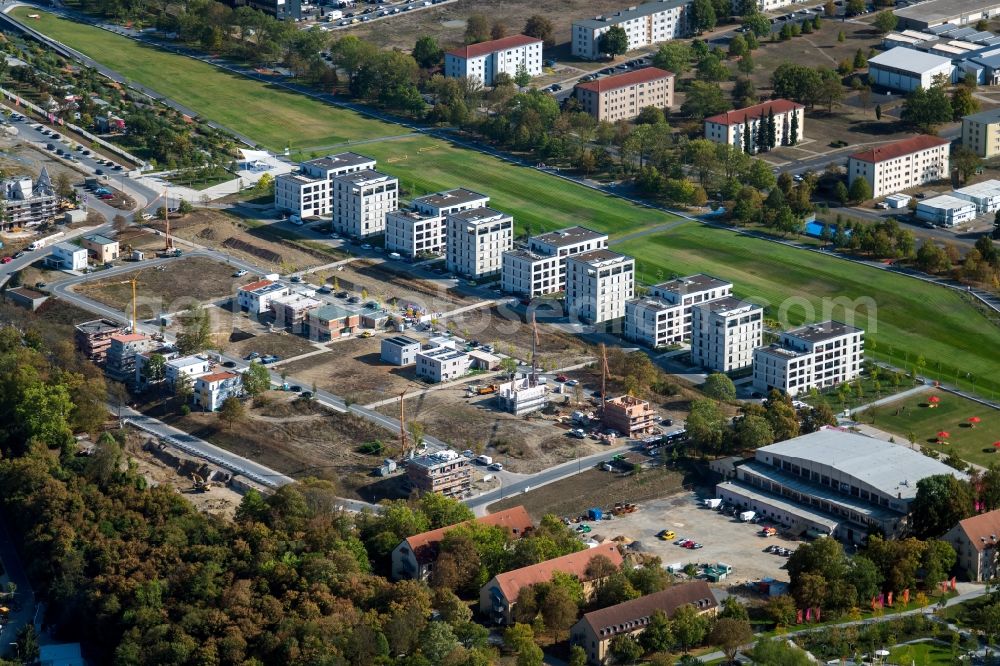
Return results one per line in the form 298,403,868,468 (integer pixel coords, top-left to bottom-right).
868,47,953,74
783,320,862,343
694,296,759,314
83,234,117,246
717,480,841,532
962,107,1000,124
54,241,85,254
304,152,375,171
756,430,966,501
531,226,607,248
383,335,420,347
332,168,396,185
895,0,1000,24
413,188,488,210
567,248,632,265
447,206,511,223
574,0,689,29
653,273,732,296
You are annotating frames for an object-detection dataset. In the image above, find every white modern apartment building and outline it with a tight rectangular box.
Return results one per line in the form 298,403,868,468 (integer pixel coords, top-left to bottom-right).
704,99,805,154
847,135,951,199
752,321,865,397
416,347,472,383
446,207,514,278
501,226,609,297
274,152,376,219
691,297,763,372
624,297,685,348
572,0,692,60
566,249,635,325
48,242,89,271
444,35,543,86
332,169,399,238
193,371,243,411
165,354,213,388
385,188,490,258
648,274,733,339
238,279,290,315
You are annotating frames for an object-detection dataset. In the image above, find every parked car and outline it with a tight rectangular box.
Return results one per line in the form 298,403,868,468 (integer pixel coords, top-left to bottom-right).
556,374,568,382
13,251,25,259
245,352,260,360
658,530,676,541
0,257,11,264
233,269,248,277
336,290,349,298
348,296,361,303
487,462,503,471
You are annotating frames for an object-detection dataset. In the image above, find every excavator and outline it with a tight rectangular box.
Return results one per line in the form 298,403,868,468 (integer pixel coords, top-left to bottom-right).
190,472,213,492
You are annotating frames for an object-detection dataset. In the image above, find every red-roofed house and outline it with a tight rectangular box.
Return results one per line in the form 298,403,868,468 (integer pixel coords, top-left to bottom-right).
944,509,1000,582
445,35,543,86
106,332,158,381
704,99,805,154
391,506,534,581
480,544,624,625
194,371,242,411
847,135,951,198
575,68,675,122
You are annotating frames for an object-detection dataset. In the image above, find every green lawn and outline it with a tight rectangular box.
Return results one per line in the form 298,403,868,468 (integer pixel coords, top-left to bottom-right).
10,7,400,151
870,389,1000,468
889,641,958,666
616,225,1000,395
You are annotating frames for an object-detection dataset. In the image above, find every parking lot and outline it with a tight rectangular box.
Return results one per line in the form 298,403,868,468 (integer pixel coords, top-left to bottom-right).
602,491,805,583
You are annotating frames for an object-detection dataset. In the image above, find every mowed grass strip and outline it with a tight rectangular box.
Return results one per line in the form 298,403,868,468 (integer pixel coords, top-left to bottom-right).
359,135,681,236
11,7,399,150
615,224,1000,383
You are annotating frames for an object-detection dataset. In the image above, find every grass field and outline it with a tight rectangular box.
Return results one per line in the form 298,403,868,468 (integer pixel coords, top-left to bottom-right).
10,7,400,151
888,641,956,666
616,225,1000,392
871,389,1000,468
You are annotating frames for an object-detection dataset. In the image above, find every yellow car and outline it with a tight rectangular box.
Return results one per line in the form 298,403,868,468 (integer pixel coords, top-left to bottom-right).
658,530,676,541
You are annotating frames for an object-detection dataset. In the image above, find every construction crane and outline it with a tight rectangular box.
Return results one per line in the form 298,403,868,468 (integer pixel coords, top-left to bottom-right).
115,272,142,332
398,390,407,457
600,343,609,411
162,188,173,252
530,312,539,387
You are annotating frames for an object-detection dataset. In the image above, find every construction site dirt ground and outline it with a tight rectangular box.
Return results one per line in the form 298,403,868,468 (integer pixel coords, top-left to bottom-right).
326,259,475,314
222,329,319,362
75,256,238,318
448,306,595,368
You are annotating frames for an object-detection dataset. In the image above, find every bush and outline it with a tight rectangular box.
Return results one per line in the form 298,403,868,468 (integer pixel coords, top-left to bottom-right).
358,440,384,455
180,404,191,416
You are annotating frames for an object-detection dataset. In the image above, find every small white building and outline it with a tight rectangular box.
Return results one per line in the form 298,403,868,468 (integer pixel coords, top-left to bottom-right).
496,375,549,416
381,335,421,366
194,371,242,411
445,34,543,86
565,249,635,325
916,194,978,226
332,169,399,238
885,193,912,209
691,297,763,373
446,207,514,278
165,354,212,388
867,47,954,92
752,321,865,397
416,347,471,383
624,297,685,348
47,242,88,271
238,279,291,314
952,179,1000,213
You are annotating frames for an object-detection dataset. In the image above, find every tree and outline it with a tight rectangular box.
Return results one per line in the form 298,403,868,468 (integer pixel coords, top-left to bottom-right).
825,0,836,16
568,645,587,666
540,585,578,639
686,399,728,453
873,10,898,33
412,36,443,69
692,0,717,32
911,474,974,538
491,20,507,41
639,610,673,653
710,618,753,662
817,74,844,113
610,634,643,664
682,81,729,119
875,103,882,120
697,54,729,82
916,241,948,273
736,414,774,450
504,624,542,666
174,372,194,406
750,638,813,665
853,48,868,70
953,146,983,184
465,14,491,44
901,85,953,132
766,594,797,626
598,25,629,57
420,622,459,664
833,180,849,204
848,176,872,203
729,34,748,58
703,373,736,401
671,604,709,652
952,86,980,121
846,0,865,14
523,15,555,46
636,106,667,125
176,304,212,353
652,42,693,75
219,395,245,429
742,12,771,36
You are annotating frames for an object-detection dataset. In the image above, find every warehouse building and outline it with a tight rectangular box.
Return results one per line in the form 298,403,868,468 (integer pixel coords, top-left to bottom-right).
895,0,1000,31
953,179,1000,213
916,194,978,226
867,47,955,92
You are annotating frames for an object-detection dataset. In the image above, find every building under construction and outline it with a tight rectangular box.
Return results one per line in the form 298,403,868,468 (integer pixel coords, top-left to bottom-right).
496,375,549,416
74,318,127,364
407,449,472,498
602,395,659,436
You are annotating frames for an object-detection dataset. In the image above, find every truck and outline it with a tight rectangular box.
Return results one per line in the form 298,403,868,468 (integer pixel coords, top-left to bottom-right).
739,511,756,522
27,231,64,251
475,455,492,466
704,498,722,509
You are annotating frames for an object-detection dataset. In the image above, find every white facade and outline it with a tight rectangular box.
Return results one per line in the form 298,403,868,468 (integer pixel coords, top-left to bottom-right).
691,297,763,372
416,347,471,382
704,100,805,154
953,179,1000,213
385,210,445,258
572,0,691,60
238,280,290,315
867,47,954,92
445,35,543,86
274,152,376,218
194,371,243,411
164,355,212,387
496,376,549,416
648,274,733,340
381,335,421,366
413,188,490,217
446,207,514,278
332,169,399,238
848,135,951,199
501,226,609,297
624,297,685,348
752,321,865,397
566,250,635,325
48,242,88,271
916,194,978,226
733,0,797,11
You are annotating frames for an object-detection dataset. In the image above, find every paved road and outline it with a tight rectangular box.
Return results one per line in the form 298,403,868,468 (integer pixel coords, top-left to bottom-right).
0,512,36,659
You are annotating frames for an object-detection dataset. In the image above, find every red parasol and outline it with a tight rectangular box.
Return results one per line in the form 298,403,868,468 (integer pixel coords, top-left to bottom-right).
929,396,940,404
937,431,950,441
969,416,982,426
993,442,1000,449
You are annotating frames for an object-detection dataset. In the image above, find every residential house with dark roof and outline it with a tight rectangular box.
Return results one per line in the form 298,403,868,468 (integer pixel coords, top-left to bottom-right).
944,509,1000,581
847,135,951,199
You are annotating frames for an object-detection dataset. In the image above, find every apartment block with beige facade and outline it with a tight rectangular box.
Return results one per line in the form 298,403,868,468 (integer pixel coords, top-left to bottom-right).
962,108,1000,158
704,99,805,154
571,0,691,60
566,250,635,325
575,68,675,122
847,135,951,199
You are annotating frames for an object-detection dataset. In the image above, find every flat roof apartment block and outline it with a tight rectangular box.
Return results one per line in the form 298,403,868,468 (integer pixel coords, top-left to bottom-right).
385,209,445,259
575,68,675,122
704,99,805,154
496,375,549,416
413,188,490,217
416,347,471,382
445,35,543,86
75,318,126,363
381,335,421,366
566,250,635,325
275,152,377,219
691,297,763,372
81,234,119,263
270,293,321,331
572,0,692,60
962,108,1000,158
237,280,290,315
307,304,361,340
501,250,563,298
407,449,472,498
106,332,158,381
602,395,658,436
847,135,951,199
332,169,399,238
752,321,864,397
624,297,685,348
49,243,88,271
446,207,514,278
648,273,732,339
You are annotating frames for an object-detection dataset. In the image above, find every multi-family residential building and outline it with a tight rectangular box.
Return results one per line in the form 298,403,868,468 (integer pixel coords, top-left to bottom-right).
414,187,491,217
391,506,534,581
48,243,89,271
571,0,691,60
407,449,472,498
867,47,954,93
0,167,57,230
134,346,178,387
416,347,471,382
502,226,609,297
80,234,120,264
732,0,797,11
270,293,321,331
571,582,718,665
221,0,301,20
480,544,624,625
624,297,685,348
106,332,158,381
193,371,243,411
566,250,635,324
752,321,865,397
574,68,675,122
332,169,399,238
964,107,1000,158
444,35,543,86
237,280,290,315
847,135,951,198
75,319,127,363
944,509,1000,582
307,304,361,340
446,207,513,278
496,375,549,415
602,395,659,436
648,274,733,337
704,99,806,153
691,297,763,372
385,189,490,258
164,355,212,388
381,335,421,366
274,152,376,219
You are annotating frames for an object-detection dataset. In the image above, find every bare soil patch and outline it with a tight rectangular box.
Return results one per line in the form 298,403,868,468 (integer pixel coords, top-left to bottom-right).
449,306,594,367
223,331,318,360
325,259,475,313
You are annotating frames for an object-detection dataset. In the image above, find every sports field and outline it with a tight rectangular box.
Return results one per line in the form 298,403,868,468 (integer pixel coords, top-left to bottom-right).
616,226,1000,390
9,7,399,150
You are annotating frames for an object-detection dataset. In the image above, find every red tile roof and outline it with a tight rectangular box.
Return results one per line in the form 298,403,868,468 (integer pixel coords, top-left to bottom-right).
198,371,239,383
240,279,273,293
493,543,623,601
110,333,148,343
704,98,804,126
848,135,951,163
576,67,674,94
446,34,542,60
955,510,1000,552
405,506,534,565
578,581,718,639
